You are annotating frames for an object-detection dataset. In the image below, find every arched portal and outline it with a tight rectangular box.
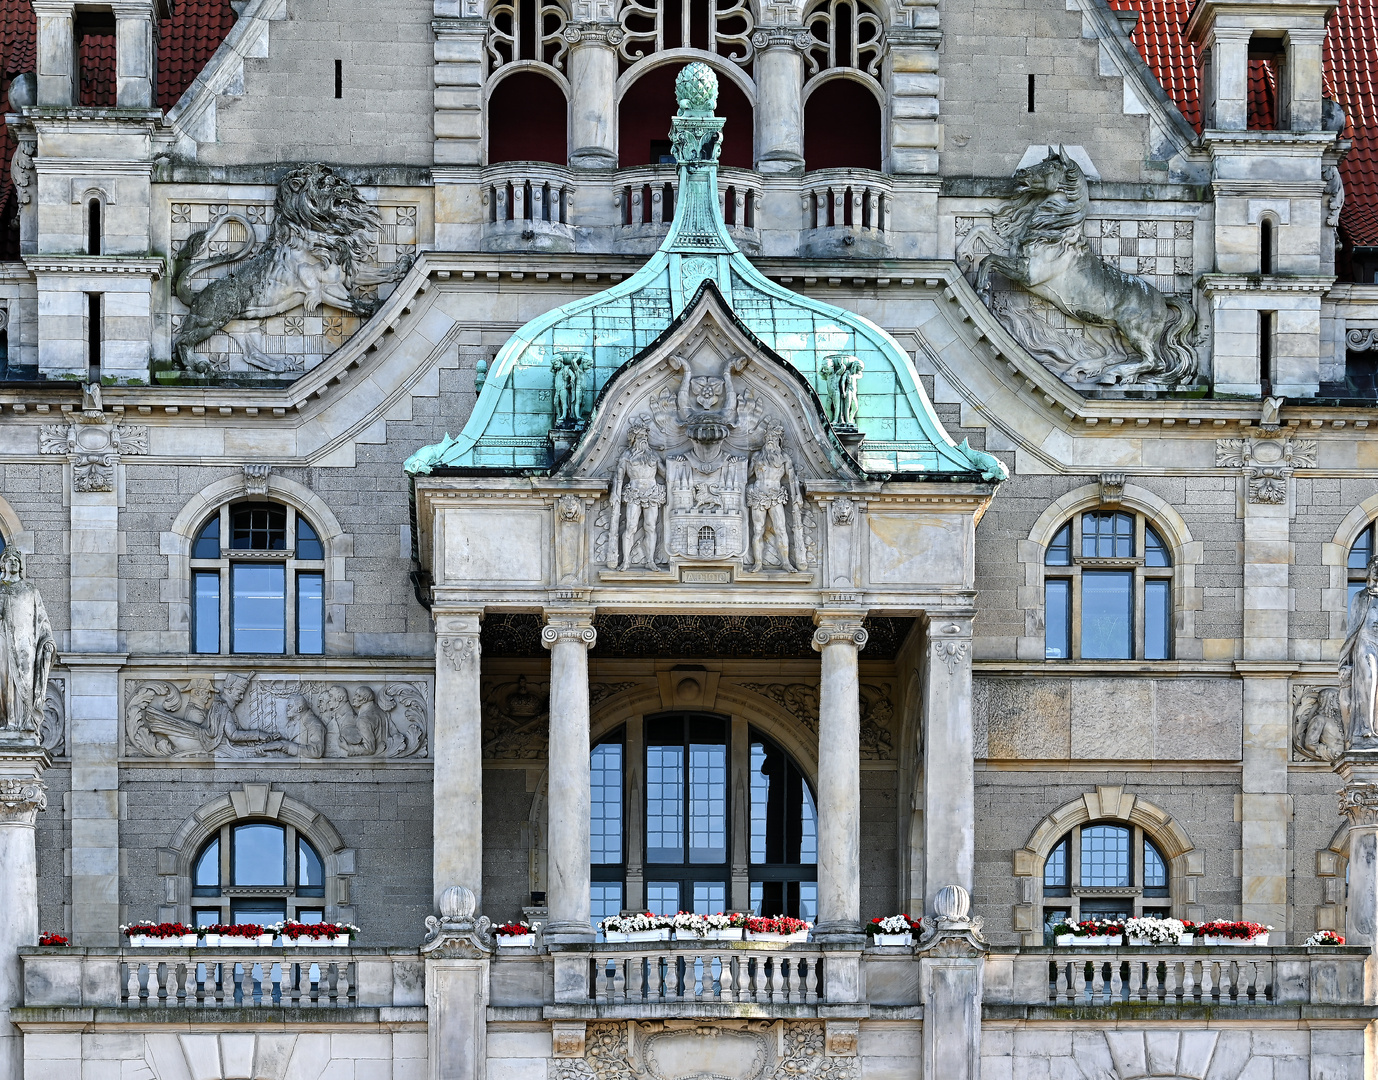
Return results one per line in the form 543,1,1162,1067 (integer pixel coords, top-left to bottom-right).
804,76,881,170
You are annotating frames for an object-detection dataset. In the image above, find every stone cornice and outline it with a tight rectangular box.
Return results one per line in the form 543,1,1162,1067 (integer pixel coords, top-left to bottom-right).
1200,273,1335,294
22,255,164,278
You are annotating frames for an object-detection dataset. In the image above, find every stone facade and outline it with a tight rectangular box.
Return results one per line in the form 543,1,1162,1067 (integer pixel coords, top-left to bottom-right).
0,0,1375,1077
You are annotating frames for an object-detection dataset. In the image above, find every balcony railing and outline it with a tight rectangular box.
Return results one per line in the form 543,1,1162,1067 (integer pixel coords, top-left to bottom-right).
800,168,892,258
586,944,824,1006
483,164,577,252
614,166,763,254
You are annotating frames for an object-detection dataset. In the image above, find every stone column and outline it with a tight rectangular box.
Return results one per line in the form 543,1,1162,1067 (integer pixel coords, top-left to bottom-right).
0,738,49,1080
752,29,806,174
922,616,975,916
1206,27,1251,130
32,1,75,107
916,885,986,1080
423,886,492,1080
1284,28,1326,132
566,25,620,168
1337,754,1378,1002
542,610,597,942
433,608,484,912
812,614,867,941
114,3,157,108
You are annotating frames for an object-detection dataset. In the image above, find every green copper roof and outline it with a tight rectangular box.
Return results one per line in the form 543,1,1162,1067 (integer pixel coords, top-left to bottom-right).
404,63,1004,482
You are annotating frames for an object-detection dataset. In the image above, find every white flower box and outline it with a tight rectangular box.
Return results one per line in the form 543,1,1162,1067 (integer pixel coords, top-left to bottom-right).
1178,934,1193,945
281,937,299,947
1054,934,1074,946
333,934,351,946
706,929,744,941
222,937,254,946
127,936,149,948
497,934,536,948
1201,934,1268,946
671,931,706,942
605,929,670,943
746,930,810,943
181,933,199,946
871,934,912,947
1079,935,1122,946
201,934,221,947
258,934,275,946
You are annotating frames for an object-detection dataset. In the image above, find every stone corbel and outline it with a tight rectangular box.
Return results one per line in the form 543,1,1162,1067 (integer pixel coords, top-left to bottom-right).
1215,432,1318,506
551,1021,587,1057
242,464,272,497
554,494,592,587
824,1021,859,1057
1348,328,1378,353
822,496,861,590
1098,472,1125,507
39,411,149,494
422,885,494,957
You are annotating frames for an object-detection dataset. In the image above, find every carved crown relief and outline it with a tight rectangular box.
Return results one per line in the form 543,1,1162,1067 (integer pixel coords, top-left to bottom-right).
566,294,858,581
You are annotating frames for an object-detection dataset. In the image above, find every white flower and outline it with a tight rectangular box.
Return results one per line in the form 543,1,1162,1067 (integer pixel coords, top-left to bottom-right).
872,915,914,935
1123,917,1185,944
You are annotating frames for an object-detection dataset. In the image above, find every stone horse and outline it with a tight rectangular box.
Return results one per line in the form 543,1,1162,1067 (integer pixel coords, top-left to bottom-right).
975,149,1198,386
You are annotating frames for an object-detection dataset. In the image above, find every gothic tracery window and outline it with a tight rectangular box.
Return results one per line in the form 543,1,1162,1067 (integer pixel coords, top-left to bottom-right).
487,0,570,72
802,0,883,79
616,0,756,69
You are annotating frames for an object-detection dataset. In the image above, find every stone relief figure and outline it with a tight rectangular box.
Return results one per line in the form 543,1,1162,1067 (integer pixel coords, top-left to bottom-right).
1324,166,1345,229
0,549,56,737
285,694,326,759
970,148,1198,387
552,351,592,426
745,421,804,572
1341,555,1378,748
608,416,668,571
819,354,863,427
171,163,413,374
1293,685,1344,762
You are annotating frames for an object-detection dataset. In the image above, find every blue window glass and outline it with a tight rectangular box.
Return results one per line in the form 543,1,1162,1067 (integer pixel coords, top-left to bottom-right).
231,899,286,924
1081,570,1132,659
1044,838,1069,889
232,823,285,887
193,837,219,894
296,516,324,560
591,882,623,927
646,745,685,863
798,882,817,922
193,571,220,654
1080,825,1131,888
1144,839,1167,891
1144,525,1171,567
1045,579,1071,658
646,881,680,917
1351,525,1374,570
1045,522,1072,566
1043,907,1071,944
298,910,324,924
689,743,726,863
1145,580,1170,660
298,837,324,896
591,743,623,864
192,515,220,559
231,504,287,550
750,736,817,865
1082,511,1134,558
232,563,285,653
296,572,324,654
693,881,726,914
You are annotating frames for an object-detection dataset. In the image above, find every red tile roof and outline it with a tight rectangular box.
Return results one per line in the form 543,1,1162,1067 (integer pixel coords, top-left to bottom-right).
1108,0,1378,245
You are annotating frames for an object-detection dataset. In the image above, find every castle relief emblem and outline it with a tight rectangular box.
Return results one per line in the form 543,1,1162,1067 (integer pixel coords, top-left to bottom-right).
124,671,429,760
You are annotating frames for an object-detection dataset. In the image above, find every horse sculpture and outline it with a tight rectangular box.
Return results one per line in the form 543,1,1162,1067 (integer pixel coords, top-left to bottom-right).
974,148,1198,386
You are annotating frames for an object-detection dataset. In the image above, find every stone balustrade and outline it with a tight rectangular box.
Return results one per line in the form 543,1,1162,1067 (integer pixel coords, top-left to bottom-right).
483,164,578,252
614,165,764,254
800,168,893,258
987,946,1369,1009
586,944,824,1007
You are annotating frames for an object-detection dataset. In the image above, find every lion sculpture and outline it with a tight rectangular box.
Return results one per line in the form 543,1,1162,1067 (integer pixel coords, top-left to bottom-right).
973,148,1198,387
171,162,413,373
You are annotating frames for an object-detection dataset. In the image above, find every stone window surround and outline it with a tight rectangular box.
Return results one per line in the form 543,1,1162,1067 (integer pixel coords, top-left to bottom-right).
1017,482,1203,662
1316,821,1349,933
1010,784,1204,945
1323,498,1378,646
160,474,353,654
156,782,356,926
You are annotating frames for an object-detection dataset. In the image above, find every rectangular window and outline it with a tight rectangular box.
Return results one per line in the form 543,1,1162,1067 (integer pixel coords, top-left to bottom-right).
1145,579,1170,660
231,563,286,654
1045,579,1071,658
193,571,220,654
296,909,325,924
693,880,726,914
1043,908,1071,945
798,881,817,922
193,908,221,928
591,743,623,864
591,882,624,927
646,745,685,863
233,823,286,886
297,572,324,654
1081,570,1132,659
646,881,680,917
230,900,287,924
688,743,726,863
750,743,768,863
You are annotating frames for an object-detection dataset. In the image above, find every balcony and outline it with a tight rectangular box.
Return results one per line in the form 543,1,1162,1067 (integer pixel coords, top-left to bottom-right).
799,169,893,259
482,164,578,254
613,165,763,256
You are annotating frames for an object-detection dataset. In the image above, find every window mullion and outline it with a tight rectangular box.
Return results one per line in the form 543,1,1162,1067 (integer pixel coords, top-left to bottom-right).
1070,566,1082,660
1134,565,1146,659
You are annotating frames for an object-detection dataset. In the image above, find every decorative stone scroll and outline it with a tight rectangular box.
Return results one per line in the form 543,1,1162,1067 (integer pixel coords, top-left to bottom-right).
1215,432,1318,505
124,671,430,760
1340,780,1378,827
422,884,493,956
39,412,149,493
1347,328,1378,352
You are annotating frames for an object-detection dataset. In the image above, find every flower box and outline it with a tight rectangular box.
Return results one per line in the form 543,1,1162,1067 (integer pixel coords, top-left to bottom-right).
201,934,221,947
1178,934,1193,945
128,936,150,948
746,930,810,943
707,928,744,941
1080,935,1122,946
497,934,536,948
1054,934,1074,946
606,929,670,943
872,934,912,947
1201,933,1268,946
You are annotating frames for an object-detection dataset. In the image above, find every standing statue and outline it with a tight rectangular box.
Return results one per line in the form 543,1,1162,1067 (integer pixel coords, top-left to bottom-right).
607,417,667,571
745,421,804,572
552,351,591,426
1340,555,1378,748
820,354,863,427
0,549,56,736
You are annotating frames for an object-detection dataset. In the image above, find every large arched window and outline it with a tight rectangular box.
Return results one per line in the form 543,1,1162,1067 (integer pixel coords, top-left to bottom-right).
487,70,569,165
1044,510,1172,660
190,501,326,655
591,713,817,924
1349,523,1375,608
803,78,882,171
191,820,327,927
1040,822,1171,942
617,64,755,168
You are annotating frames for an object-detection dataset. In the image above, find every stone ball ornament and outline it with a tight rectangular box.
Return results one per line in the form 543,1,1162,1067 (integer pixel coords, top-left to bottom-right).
932,884,971,922
440,884,477,921
675,62,719,115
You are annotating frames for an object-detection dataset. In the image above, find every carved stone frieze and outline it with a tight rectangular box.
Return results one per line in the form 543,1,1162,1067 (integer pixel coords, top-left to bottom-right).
10,136,34,206
440,635,480,671
590,681,639,706
1347,328,1378,352
483,676,549,759
735,680,894,758
1293,685,1343,762
39,414,149,492
0,777,46,824
1216,432,1317,504
548,1023,855,1080
124,671,430,760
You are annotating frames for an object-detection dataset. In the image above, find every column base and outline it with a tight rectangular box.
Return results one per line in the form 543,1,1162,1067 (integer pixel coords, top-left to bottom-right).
570,148,618,169
811,921,865,946
756,152,804,175
544,921,597,944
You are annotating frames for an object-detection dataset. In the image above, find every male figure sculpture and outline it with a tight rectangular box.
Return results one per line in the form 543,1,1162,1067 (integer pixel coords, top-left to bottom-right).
745,423,802,572
0,549,55,736
1340,554,1378,747
609,418,667,571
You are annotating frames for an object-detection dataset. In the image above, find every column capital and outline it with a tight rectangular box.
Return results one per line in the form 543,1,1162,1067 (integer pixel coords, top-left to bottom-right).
1340,780,1378,827
562,21,624,46
542,610,597,650
0,777,47,826
433,607,483,635
751,26,812,50
812,615,868,652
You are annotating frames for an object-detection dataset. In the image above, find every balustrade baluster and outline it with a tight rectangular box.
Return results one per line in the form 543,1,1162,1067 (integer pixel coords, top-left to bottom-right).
496,185,509,223
615,956,629,1003
1109,959,1123,1002
831,188,844,229
769,955,784,1004
850,188,862,228
1127,959,1143,1001
532,184,544,223
1199,960,1215,1003
123,962,137,1005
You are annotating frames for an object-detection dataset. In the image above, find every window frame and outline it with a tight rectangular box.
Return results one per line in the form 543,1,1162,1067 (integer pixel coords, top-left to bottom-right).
1044,510,1174,660
189,501,326,657
1039,821,1173,942
189,819,328,927
1348,524,1375,612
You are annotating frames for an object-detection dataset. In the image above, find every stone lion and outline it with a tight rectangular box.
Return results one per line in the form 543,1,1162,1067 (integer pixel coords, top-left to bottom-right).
171,162,414,373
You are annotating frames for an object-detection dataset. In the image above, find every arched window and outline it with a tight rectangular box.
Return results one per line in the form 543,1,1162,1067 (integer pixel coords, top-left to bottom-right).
1350,524,1375,610
87,198,102,256
803,78,882,171
1040,822,1171,942
591,714,817,926
617,64,754,168
487,0,569,72
1260,217,1275,274
191,820,327,927
616,0,756,70
190,501,326,656
1044,510,1172,660
487,71,569,165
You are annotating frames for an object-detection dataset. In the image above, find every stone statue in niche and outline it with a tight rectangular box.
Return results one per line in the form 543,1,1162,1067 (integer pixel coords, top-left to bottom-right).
171,162,414,374
0,549,56,737
552,351,592,426
1341,555,1378,748
819,353,863,428
967,148,1198,387
608,417,668,571
745,421,804,572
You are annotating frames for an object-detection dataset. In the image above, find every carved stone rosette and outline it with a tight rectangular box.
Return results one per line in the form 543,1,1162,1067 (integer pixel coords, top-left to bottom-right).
0,776,47,825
